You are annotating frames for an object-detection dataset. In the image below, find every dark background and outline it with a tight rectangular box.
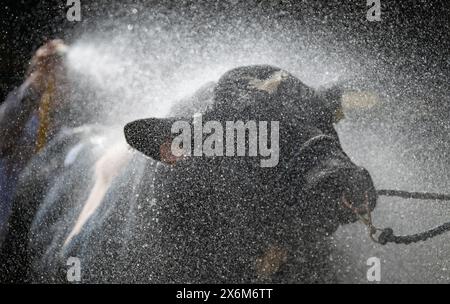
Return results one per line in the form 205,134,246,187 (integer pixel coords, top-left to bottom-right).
0,0,449,102
0,0,449,284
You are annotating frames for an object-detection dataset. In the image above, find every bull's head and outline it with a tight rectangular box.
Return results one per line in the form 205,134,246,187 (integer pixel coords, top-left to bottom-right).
125,65,376,222
124,65,377,280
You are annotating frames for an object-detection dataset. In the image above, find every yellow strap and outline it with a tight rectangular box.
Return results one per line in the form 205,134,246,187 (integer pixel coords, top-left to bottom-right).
35,78,55,152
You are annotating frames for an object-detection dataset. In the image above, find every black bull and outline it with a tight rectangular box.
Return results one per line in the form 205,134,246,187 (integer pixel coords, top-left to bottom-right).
126,65,377,282
0,65,377,283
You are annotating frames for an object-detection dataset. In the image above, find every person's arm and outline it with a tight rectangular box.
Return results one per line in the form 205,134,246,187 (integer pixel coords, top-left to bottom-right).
0,39,66,158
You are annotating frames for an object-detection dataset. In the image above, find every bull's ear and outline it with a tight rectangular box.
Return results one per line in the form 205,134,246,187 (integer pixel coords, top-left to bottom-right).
124,118,177,162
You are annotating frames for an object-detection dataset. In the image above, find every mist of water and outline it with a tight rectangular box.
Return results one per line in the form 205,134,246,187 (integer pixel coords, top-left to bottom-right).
34,4,450,283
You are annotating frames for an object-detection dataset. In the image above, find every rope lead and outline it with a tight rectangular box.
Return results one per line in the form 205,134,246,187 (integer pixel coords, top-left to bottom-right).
356,189,450,245
377,189,450,201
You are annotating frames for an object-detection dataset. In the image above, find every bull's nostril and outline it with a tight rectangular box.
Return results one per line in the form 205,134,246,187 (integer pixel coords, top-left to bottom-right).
341,191,370,215
341,192,351,209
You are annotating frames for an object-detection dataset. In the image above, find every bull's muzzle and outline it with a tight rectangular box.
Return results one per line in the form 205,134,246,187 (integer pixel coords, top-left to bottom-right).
305,166,377,224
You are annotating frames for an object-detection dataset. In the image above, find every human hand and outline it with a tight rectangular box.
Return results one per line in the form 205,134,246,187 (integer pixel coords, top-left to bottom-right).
27,39,68,94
